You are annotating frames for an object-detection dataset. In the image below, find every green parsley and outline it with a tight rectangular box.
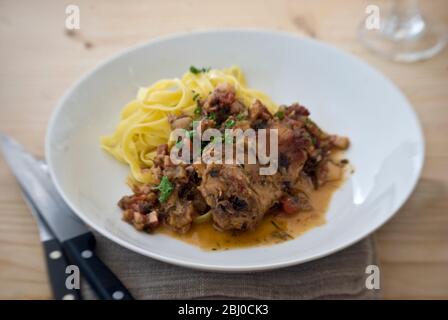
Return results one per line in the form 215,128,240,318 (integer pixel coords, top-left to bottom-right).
236,113,246,121
225,119,236,128
274,111,285,120
192,92,200,101
190,66,211,74
194,105,202,115
153,176,173,203
207,113,217,121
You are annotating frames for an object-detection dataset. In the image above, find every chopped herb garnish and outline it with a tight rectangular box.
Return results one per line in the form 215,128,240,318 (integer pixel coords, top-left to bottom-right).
153,176,173,203
194,105,202,115
236,113,246,121
272,231,294,241
190,66,201,74
274,111,285,120
190,66,211,74
270,220,293,240
207,113,217,121
225,119,236,128
271,220,283,231
192,92,200,101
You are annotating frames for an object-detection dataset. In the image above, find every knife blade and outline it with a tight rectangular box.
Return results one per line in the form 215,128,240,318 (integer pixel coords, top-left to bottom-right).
0,133,134,300
20,187,82,300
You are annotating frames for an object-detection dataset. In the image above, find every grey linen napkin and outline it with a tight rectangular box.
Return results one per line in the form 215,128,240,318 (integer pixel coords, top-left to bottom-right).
81,233,381,300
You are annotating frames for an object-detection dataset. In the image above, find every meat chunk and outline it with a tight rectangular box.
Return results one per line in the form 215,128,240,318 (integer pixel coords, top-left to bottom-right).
249,100,272,122
249,100,272,129
199,164,281,231
161,192,196,233
284,103,310,118
122,209,160,231
202,83,236,114
202,84,241,124
330,135,350,150
169,114,192,130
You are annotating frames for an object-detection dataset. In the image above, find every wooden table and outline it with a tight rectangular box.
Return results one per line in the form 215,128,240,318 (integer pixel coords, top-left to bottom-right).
0,0,447,299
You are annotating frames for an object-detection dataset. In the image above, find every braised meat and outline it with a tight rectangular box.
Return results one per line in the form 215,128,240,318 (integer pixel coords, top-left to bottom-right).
118,84,349,234
198,163,283,231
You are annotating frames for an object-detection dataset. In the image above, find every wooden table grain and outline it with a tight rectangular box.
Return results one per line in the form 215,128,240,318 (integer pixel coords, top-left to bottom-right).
0,0,447,299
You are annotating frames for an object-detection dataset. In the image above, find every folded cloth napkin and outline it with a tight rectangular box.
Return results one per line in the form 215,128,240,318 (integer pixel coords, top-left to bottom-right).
81,233,381,300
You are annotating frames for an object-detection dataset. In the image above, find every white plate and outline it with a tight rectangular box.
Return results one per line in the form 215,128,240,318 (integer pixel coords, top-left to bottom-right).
46,29,424,272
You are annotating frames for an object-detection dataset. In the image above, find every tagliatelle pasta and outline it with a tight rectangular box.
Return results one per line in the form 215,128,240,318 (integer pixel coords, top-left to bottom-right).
100,66,278,184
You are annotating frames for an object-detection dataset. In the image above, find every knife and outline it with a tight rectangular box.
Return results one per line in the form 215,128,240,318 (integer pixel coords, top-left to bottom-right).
20,187,82,300
0,134,134,300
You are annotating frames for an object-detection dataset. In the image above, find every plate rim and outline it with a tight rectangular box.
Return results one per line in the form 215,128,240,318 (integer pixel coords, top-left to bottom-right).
45,28,425,272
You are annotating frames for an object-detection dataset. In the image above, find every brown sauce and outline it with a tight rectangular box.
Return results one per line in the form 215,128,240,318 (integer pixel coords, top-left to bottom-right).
158,179,343,250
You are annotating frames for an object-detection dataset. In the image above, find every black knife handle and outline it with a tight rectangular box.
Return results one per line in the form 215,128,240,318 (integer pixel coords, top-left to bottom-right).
42,239,82,300
62,233,134,300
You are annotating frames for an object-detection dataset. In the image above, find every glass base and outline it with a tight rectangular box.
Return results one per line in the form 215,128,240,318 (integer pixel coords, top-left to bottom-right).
358,19,447,62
